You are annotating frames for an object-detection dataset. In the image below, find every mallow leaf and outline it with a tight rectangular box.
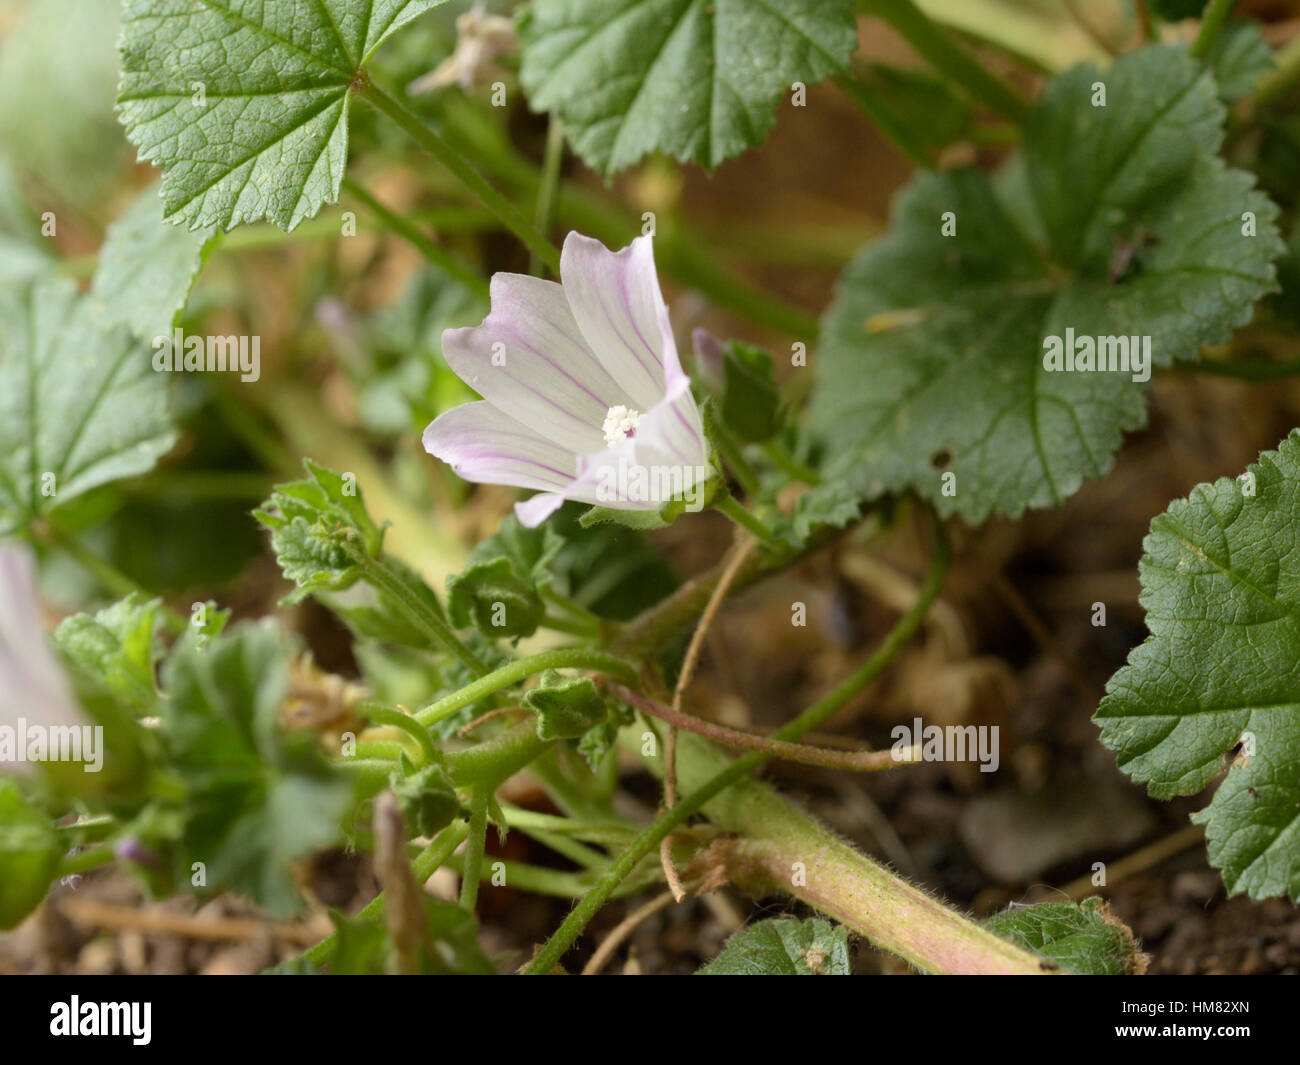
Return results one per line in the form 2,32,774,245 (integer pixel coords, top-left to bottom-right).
446,516,562,638
1205,20,1273,103
519,0,856,175
1096,430,1300,902
92,181,218,340
983,897,1146,975
0,278,177,534
159,620,352,916
811,45,1283,524
255,460,386,602
524,670,608,741
55,596,161,715
117,0,446,231
0,781,62,930
720,341,781,444
696,916,849,975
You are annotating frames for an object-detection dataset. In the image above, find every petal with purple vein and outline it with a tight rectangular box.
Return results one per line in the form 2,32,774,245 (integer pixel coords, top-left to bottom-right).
423,402,578,493
441,272,626,454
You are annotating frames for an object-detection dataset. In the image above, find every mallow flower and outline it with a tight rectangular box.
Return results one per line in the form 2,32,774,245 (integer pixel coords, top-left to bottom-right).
0,542,85,775
422,232,712,527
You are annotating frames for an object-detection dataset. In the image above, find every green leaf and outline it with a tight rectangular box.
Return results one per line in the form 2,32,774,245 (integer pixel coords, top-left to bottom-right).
117,0,447,231
547,507,678,621
720,341,781,444
811,45,1283,523
446,516,562,639
0,780,62,930
787,480,864,545
519,0,856,175
697,916,849,975
255,460,386,602
322,899,493,974
852,63,975,153
984,897,1145,975
1096,430,1300,903
55,596,161,715
390,762,461,838
0,278,177,534
159,620,353,915
1205,21,1274,103
92,182,218,340
525,670,610,741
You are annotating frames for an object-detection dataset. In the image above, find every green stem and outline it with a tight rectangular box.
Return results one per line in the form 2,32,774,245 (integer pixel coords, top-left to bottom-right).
530,116,566,276
611,682,917,772
1188,356,1300,381
449,722,551,787
680,738,1046,974
341,177,488,297
40,525,187,634
709,419,761,499
540,612,598,638
1251,36,1300,108
352,551,490,677
443,854,655,900
519,827,610,870
415,649,638,726
859,0,1030,124
57,846,116,879
655,236,821,340
712,493,780,548
1191,0,1238,59
361,80,560,274
41,526,148,602
498,804,636,847
459,784,491,912
761,440,821,484
524,518,950,974
121,470,272,502
357,702,440,764
433,104,819,339
298,820,469,968
540,584,611,633
207,385,299,477
835,72,935,168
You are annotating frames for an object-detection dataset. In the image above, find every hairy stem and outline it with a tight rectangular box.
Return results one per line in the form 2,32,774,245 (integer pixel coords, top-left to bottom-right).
610,683,917,772
1191,0,1238,59
341,177,488,297
459,784,491,912
353,552,490,677
712,493,780,548
860,0,1031,124
525,519,952,973
416,649,638,726
298,820,469,968
361,81,560,274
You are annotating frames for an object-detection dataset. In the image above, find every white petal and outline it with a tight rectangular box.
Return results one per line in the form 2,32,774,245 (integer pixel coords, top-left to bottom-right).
441,272,630,454
559,233,684,411
423,402,578,493
633,377,709,474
